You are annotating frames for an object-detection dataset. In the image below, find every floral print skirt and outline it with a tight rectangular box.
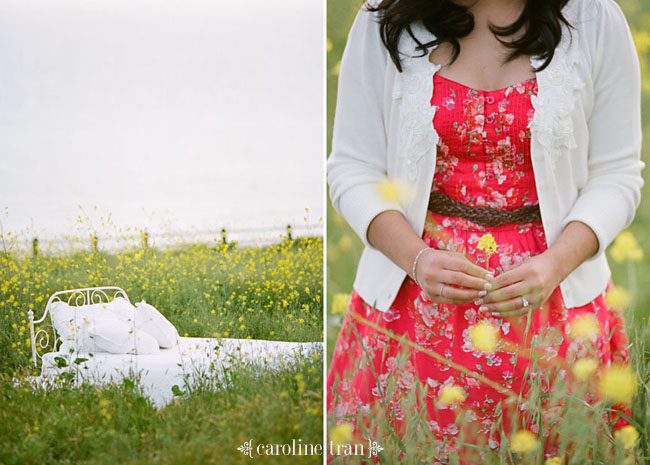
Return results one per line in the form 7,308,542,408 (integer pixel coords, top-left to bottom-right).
326,211,630,462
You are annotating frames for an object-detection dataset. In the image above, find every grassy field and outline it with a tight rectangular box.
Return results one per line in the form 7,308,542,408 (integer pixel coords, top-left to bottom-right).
326,1,650,463
0,236,323,465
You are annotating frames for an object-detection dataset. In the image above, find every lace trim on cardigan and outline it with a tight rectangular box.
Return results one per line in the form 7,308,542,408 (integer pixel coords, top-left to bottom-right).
395,5,583,179
395,24,441,182
529,10,585,169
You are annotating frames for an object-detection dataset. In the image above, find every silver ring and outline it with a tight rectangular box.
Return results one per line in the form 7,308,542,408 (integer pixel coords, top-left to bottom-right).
440,284,447,297
521,296,529,307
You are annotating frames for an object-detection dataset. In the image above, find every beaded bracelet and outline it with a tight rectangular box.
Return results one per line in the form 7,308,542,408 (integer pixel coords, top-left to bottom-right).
411,246,432,289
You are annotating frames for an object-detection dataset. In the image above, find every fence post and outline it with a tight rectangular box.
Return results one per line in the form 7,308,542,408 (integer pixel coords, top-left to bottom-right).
91,235,98,254
286,224,293,241
32,238,38,258
221,228,227,245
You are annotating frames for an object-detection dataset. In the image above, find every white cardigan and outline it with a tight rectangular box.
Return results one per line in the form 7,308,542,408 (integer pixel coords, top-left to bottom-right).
328,0,645,313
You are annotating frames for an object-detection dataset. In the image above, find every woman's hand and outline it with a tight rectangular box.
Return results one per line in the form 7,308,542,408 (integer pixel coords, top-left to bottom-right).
415,249,495,304
478,252,562,317
477,221,599,318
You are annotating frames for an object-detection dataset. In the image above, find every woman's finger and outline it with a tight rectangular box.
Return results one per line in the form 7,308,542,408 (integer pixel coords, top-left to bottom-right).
423,282,478,304
440,270,492,292
492,264,527,289
427,295,460,305
481,281,533,304
479,294,533,314
489,307,535,318
442,252,494,280
421,291,466,306
439,284,482,304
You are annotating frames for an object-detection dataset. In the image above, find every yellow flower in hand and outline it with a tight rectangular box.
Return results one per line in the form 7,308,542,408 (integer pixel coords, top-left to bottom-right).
510,430,538,454
599,364,637,404
477,232,498,256
610,231,643,263
477,232,498,270
469,321,498,353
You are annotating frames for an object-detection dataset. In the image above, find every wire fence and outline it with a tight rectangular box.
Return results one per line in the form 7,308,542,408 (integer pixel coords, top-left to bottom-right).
5,222,322,257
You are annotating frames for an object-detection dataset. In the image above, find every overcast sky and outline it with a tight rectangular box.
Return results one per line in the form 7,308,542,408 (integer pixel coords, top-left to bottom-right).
0,0,323,242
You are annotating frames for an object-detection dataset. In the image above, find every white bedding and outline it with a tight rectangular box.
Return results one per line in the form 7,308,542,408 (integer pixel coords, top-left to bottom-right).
34,337,322,407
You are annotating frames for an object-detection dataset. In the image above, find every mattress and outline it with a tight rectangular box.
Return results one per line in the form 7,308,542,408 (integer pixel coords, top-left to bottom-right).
33,337,322,407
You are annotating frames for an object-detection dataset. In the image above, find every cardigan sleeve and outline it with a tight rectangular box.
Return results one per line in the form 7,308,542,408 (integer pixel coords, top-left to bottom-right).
560,0,645,258
326,4,405,249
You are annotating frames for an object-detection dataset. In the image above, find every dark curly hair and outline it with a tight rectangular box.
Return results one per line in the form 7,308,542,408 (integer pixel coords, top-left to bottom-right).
366,0,572,72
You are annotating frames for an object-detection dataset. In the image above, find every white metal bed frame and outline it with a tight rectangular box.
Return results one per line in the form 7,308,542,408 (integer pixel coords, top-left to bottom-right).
26,286,324,406
27,286,130,368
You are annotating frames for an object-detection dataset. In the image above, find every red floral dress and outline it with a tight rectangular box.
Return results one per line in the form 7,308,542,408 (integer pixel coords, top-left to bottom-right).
327,74,630,461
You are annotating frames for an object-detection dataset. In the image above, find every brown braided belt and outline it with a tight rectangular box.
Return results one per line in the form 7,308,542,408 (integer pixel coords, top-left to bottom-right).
428,191,541,227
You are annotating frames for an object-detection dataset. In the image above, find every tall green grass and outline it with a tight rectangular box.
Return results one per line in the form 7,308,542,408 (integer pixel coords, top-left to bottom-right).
1,352,322,465
0,237,323,464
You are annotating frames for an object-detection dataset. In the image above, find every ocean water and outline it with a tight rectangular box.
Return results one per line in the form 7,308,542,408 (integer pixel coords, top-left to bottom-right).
0,0,324,246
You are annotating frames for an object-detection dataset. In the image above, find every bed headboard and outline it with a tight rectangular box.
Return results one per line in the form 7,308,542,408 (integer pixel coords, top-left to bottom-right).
27,286,130,367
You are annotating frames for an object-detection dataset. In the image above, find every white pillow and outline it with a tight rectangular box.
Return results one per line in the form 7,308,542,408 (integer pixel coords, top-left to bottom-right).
109,299,179,348
50,299,160,355
88,320,160,354
58,322,159,355
104,297,137,320
50,301,113,353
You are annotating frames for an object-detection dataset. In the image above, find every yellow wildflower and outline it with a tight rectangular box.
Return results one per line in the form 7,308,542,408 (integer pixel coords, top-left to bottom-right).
544,458,562,465
633,29,650,55
331,293,351,316
477,232,498,256
295,373,306,394
326,38,333,53
438,384,467,406
510,430,538,454
469,322,498,353
615,425,639,450
569,314,600,339
605,287,631,308
599,364,637,404
610,231,643,263
572,358,599,381
332,60,341,76
330,423,353,447
338,235,352,251
377,178,414,204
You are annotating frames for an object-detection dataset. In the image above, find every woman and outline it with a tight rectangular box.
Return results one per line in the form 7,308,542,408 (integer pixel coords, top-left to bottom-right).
327,0,644,460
